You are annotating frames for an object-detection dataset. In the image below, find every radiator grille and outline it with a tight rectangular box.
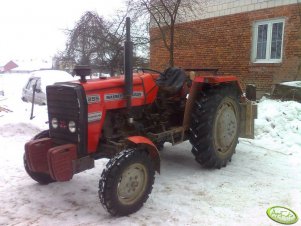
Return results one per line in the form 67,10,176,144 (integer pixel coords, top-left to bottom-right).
46,83,87,155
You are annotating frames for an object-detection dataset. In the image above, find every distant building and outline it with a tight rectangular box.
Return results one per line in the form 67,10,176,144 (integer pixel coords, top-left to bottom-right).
150,0,301,97
11,59,53,73
0,60,18,73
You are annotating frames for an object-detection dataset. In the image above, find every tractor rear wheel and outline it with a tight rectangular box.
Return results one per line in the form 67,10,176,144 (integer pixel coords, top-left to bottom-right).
99,149,155,216
189,86,240,169
24,130,56,184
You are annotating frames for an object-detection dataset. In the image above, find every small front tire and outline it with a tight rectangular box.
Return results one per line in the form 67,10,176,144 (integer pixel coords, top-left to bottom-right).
99,149,155,216
32,130,50,140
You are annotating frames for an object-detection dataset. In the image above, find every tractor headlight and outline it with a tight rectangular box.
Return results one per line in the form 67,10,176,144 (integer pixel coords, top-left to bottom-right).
68,121,76,133
51,118,58,129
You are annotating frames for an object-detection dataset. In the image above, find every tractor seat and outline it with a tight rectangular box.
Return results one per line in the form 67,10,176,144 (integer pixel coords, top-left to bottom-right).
156,67,186,94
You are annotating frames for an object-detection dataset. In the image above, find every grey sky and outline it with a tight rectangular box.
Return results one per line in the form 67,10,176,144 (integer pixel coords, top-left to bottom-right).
0,0,124,62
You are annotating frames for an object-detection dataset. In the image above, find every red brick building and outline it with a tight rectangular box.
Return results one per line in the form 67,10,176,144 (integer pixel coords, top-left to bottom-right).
150,0,301,97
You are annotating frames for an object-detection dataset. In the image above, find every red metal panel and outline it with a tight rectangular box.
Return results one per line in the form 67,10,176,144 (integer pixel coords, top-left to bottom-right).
24,138,53,173
126,136,158,159
194,75,243,94
194,75,239,83
83,73,159,153
126,136,161,173
76,74,142,91
127,136,156,148
47,144,77,182
140,73,159,104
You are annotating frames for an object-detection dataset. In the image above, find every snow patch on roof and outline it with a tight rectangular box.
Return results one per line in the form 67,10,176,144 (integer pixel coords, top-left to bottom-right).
29,70,74,92
11,59,53,72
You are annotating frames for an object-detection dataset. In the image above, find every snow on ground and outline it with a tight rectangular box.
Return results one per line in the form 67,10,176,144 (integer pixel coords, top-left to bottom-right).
253,97,301,154
0,72,301,226
281,81,301,88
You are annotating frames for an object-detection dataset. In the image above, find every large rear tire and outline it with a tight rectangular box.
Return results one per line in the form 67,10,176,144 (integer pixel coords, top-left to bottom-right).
99,149,155,216
189,86,240,169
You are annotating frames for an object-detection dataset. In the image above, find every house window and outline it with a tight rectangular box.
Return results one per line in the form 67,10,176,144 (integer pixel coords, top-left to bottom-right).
252,19,285,63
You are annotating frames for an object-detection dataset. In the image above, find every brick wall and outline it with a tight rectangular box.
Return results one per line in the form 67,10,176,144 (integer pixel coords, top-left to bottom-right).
150,3,301,97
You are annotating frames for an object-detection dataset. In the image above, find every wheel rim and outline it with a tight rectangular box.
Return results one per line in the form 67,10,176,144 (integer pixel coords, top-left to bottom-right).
214,98,238,154
117,163,148,205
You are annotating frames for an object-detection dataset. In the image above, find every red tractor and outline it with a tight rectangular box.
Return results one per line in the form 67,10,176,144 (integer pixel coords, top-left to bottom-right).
24,18,257,216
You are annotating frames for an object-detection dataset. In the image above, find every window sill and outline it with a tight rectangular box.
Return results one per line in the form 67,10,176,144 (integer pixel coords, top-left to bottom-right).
253,59,282,63
250,60,283,67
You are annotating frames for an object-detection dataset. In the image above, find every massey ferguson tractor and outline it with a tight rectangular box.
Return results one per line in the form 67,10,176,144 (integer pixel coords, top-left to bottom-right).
24,18,257,216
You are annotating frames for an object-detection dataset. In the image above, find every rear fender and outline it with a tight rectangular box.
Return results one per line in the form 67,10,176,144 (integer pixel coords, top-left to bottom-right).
126,136,160,173
183,78,243,130
194,75,243,93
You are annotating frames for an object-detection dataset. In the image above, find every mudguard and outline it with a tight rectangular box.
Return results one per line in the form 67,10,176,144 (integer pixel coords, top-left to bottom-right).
126,136,160,173
183,79,257,139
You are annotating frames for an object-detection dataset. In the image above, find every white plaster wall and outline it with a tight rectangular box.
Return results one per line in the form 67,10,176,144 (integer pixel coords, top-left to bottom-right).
188,0,298,21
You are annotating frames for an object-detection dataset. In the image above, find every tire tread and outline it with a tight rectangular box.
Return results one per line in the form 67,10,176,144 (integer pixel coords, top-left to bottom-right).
99,149,155,216
189,85,240,169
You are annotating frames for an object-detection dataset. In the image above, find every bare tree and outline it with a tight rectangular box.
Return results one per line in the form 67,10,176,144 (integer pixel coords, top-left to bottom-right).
60,11,124,76
59,10,150,76
65,12,106,65
127,0,206,67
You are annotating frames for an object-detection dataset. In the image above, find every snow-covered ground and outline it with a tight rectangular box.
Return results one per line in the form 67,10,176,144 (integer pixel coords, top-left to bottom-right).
281,81,301,87
0,73,300,226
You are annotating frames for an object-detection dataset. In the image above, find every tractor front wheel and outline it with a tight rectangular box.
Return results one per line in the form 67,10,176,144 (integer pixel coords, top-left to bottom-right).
189,86,240,169
99,149,155,216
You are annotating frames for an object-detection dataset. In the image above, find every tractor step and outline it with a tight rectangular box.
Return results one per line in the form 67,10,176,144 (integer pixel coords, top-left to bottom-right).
73,156,95,174
147,126,185,146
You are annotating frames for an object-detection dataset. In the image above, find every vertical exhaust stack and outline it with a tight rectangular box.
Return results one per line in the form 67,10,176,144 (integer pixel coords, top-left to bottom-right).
124,17,133,115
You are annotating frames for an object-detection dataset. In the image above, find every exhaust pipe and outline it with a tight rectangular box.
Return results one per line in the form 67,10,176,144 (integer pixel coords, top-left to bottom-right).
124,17,133,114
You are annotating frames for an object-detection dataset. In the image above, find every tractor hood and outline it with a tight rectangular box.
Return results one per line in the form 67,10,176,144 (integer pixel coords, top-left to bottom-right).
72,73,147,92
69,72,160,108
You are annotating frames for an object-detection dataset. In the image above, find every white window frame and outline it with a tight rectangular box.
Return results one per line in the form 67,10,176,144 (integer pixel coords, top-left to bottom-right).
252,18,285,64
